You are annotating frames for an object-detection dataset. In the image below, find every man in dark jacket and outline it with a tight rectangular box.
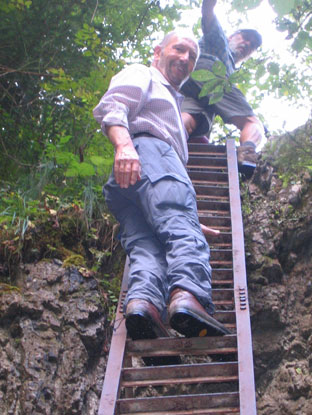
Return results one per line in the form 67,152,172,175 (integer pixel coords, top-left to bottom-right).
181,0,265,178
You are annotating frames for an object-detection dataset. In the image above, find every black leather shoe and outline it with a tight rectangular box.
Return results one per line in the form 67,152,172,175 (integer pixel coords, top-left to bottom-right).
169,289,231,337
237,145,258,179
125,299,181,366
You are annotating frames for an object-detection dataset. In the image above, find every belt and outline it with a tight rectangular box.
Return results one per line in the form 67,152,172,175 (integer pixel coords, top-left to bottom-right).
133,132,155,138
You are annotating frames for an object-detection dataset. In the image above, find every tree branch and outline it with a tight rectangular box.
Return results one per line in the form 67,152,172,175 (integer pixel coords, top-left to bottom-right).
128,1,155,44
0,135,33,168
91,0,99,23
0,65,56,78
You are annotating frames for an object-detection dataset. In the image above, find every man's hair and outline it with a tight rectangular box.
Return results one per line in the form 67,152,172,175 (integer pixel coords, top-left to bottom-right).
159,30,199,53
233,29,262,50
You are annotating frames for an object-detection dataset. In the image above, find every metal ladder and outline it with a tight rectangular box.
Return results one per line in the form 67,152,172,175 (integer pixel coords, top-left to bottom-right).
98,139,257,415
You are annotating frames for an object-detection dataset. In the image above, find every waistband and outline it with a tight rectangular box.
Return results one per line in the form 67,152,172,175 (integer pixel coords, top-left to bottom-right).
133,132,155,139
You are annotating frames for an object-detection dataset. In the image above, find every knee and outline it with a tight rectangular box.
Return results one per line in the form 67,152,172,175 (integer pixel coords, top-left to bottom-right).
182,112,198,135
230,115,263,131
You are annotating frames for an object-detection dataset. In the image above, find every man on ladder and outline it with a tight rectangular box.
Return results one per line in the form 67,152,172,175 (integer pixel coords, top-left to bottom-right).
93,30,230,365
182,0,265,178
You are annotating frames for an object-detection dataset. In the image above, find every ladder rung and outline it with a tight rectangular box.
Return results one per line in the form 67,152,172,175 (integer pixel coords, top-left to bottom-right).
197,195,229,202
214,301,234,306
210,261,233,268
212,289,234,301
188,166,228,172
199,210,230,217
210,250,232,261
122,363,238,388
212,268,233,278
212,280,233,287
210,244,232,249
117,392,240,414
197,200,230,211
189,171,228,184
188,143,227,154
192,180,229,187
119,408,240,415
194,184,229,196
198,216,231,227
126,334,237,357
188,156,227,167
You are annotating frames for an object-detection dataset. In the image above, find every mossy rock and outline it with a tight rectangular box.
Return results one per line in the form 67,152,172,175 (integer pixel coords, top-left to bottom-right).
62,254,86,268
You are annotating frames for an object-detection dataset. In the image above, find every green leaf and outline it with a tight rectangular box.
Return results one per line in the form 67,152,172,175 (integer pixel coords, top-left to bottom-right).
90,155,112,167
55,151,75,164
59,135,72,145
229,70,245,83
209,91,224,105
191,69,216,82
77,162,95,177
232,0,262,12
224,81,233,94
65,168,79,177
255,64,266,79
292,31,310,52
305,17,312,31
198,82,213,98
212,61,227,77
269,0,295,16
268,62,280,75
198,79,223,98
0,216,9,224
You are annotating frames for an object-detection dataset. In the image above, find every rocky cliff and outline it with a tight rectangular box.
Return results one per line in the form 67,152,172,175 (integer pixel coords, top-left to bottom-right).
1,124,311,414
244,123,312,414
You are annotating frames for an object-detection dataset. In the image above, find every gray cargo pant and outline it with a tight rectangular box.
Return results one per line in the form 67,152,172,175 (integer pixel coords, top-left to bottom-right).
104,137,214,316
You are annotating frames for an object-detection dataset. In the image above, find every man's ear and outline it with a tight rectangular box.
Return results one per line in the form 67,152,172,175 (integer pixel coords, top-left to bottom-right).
153,45,162,62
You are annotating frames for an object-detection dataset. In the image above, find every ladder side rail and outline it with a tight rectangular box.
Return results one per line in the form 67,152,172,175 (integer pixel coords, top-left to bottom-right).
98,257,130,415
226,139,257,415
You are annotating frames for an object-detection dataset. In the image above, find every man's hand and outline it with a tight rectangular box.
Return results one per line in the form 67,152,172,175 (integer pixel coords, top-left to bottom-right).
114,143,141,188
201,223,220,236
107,125,141,189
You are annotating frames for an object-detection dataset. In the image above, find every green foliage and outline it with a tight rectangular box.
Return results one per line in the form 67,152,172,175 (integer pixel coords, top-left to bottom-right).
0,0,191,234
232,0,296,16
0,283,21,295
63,254,86,268
228,0,312,54
263,120,312,183
191,61,245,104
232,0,262,12
269,0,296,16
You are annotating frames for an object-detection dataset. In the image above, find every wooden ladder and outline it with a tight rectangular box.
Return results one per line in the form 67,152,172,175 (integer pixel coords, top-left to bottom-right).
98,139,257,415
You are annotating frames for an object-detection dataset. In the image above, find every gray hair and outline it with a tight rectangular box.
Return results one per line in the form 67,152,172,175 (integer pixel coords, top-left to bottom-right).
159,30,199,56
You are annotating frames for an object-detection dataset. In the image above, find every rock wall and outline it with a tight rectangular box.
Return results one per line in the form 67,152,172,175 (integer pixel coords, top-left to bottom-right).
0,261,108,415
243,148,312,414
1,127,311,414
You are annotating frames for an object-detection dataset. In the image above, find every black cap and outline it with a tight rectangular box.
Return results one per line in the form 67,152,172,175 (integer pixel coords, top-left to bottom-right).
234,29,262,50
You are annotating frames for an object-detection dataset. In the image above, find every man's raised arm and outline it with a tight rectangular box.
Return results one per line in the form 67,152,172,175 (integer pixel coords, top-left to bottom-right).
202,0,217,32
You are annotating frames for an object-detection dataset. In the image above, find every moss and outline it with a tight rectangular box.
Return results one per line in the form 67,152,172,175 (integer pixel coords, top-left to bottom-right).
0,204,124,284
0,283,20,295
62,254,86,268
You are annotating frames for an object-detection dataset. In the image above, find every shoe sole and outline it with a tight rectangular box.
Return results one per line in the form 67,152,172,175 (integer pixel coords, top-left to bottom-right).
170,309,230,337
238,161,256,179
126,312,181,366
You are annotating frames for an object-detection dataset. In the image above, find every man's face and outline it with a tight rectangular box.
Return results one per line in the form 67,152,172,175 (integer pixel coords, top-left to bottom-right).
153,35,198,89
228,33,256,63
